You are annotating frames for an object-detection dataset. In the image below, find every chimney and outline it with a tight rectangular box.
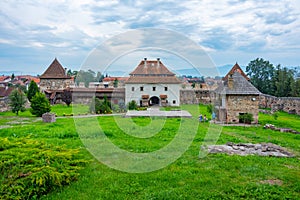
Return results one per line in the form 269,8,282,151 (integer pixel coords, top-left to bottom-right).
228,74,234,89
64,68,67,76
157,58,160,68
144,58,147,68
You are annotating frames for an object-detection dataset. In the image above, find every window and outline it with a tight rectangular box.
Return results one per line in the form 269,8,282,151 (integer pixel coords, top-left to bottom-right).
164,87,168,91
173,100,176,104
152,87,156,91
140,87,144,91
131,87,135,91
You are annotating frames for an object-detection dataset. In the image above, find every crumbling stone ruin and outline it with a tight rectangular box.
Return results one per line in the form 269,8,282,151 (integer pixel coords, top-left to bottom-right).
203,142,294,157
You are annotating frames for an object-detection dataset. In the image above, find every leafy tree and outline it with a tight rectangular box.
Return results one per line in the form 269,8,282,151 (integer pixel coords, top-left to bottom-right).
61,88,72,106
15,83,27,94
67,69,78,79
246,58,275,95
291,78,300,97
113,78,119,88
30,92,51,117
27,80,39,102
273,65,295,97
75,70,102,87
9,88,26,115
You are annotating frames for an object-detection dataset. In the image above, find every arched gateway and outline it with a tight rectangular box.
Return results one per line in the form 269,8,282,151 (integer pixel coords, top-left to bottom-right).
149,96,160,106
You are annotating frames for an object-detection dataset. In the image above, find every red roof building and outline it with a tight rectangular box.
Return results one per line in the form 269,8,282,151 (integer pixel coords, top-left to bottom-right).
39,58,74,91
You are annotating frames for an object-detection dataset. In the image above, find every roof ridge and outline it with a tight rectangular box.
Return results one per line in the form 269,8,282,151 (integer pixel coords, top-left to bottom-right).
129,59,175,76
40,58,70,79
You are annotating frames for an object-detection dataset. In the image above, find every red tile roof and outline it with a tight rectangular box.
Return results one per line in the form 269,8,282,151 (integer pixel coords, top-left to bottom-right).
40,58,71,79
223,63,249,81
129,59,175,76
0,87,14,97
103,77,129,82
126,59,181,84
126,76,182,84
0,76,10,82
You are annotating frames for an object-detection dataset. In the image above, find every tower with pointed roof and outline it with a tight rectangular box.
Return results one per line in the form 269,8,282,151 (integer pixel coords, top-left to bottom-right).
39,58,74,91
214,63,261,123
125,58,182,107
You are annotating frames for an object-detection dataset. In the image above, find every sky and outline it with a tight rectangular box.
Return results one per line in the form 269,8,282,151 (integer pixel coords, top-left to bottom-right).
0,0,300,76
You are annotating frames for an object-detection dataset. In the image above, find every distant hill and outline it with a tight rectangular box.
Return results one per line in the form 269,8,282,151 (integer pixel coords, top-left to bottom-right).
174,64,247,77
0,71,37,76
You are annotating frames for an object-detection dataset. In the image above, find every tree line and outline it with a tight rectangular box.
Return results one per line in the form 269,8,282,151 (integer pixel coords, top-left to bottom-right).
246,58,300,97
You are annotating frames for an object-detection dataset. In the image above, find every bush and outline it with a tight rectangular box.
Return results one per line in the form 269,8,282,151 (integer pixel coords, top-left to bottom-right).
206,104,213,114
238,113,254,124
89,97,112,114
30,92,51,117
0,137,88,199
128,100,138,110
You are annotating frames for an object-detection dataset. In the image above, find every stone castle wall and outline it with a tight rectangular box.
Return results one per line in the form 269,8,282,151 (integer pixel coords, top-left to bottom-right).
180,89,213,105
259,94,300,115
40,78,74,91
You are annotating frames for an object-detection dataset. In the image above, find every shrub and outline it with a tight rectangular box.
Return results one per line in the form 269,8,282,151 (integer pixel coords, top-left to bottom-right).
128,100,138,110
118,102,127,112
30,92,51,117
238,113,254,124
89,97,112,114
0,137,89,199
207,104,213,114
273,112,279,120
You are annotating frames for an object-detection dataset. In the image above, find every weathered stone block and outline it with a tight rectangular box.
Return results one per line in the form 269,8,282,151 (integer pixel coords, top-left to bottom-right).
42,113,56,123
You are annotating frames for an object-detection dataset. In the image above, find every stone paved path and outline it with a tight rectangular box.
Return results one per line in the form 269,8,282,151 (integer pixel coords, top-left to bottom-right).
125,107,192,118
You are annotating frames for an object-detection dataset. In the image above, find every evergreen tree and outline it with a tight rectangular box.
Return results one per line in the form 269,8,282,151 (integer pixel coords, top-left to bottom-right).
113,78,119,88
9,88,26,115
27,80,39,102
30,92,51,117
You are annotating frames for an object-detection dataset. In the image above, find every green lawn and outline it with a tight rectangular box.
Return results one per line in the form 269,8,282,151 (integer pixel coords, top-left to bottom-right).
0,104,299,199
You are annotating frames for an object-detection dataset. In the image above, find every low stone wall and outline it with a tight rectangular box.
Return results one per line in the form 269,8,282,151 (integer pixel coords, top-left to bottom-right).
259,94,300,115
0,97,10,112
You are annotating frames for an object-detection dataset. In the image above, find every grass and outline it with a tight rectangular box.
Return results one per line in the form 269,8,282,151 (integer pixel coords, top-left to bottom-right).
0,104,299,199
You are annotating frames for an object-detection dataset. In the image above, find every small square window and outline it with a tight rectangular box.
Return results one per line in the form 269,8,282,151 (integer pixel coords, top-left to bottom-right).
173,100,176,104
131,87,135,91
140,87,144,91
153,87,156,91
165,87,168,91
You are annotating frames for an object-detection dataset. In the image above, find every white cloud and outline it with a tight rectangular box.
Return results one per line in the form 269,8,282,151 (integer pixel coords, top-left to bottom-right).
0,0,300,74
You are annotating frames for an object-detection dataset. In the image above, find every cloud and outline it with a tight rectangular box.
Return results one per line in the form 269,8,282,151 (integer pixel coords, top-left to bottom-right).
0,0,300,74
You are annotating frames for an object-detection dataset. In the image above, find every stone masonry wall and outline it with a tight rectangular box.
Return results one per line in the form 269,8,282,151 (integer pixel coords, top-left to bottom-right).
180,89,212,105
259,94,300,115
226,95,259,123
40,79,74,91
0,97,10,112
